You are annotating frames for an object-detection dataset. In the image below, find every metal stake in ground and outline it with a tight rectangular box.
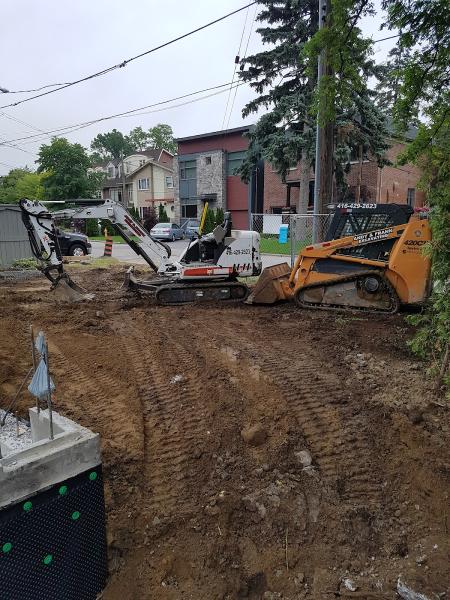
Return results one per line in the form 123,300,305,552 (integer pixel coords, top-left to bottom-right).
44,341,54,440
30,325,39,414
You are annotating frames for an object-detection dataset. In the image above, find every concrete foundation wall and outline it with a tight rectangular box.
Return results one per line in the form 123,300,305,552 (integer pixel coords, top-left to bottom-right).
0,408,101,509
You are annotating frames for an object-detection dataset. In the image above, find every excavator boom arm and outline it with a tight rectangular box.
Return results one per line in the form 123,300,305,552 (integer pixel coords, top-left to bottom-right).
53,200,171,273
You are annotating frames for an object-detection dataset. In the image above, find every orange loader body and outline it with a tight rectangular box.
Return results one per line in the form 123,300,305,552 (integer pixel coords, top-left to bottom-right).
248,213,431,312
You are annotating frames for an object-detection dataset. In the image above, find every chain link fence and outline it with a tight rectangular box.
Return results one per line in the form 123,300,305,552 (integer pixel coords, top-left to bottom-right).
251,213,331,266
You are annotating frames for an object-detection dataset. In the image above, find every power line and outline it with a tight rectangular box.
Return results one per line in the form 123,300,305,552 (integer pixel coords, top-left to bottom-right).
0,81,245,147
0,111,45,133
2,83,71,95
373,33,400,43
0,2,256,111
221,5,251,129
225,4,258,130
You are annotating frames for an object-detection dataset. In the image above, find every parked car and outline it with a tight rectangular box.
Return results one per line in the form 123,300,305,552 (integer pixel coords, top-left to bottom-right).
181,219,200,239
56,229,92,256
150,222,185,241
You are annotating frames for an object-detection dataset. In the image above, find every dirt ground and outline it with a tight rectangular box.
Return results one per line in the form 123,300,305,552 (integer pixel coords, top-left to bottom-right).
0,266,448,600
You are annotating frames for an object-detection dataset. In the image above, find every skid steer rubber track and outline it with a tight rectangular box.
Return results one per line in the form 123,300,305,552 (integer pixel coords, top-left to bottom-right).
294,271,400,313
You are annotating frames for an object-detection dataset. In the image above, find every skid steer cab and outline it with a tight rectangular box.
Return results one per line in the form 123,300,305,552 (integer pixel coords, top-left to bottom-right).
248,203,432,313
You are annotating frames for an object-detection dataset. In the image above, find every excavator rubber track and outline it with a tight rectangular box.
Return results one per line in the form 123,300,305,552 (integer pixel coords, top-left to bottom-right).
294,271,400,313
126,270,249,305
155,281,249,305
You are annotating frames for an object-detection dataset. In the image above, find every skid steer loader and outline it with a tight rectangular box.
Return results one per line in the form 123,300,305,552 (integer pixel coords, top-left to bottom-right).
247,203,432,313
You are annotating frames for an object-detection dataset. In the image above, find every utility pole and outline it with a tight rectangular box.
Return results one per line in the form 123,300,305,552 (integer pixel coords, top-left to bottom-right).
312,0,327,242
121,153,127,207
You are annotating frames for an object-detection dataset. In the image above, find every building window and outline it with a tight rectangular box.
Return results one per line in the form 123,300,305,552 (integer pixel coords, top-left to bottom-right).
205,156,212,165
349,146,369,163
180,160,197,180
165,176,174,188
138,178,150,190
407,188,416,207
108,166,115,178
110,189,119,202
227,151,246,176
181,204,197,218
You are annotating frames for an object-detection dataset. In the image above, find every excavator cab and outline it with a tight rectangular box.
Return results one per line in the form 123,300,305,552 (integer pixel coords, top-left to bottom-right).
182,211,233,264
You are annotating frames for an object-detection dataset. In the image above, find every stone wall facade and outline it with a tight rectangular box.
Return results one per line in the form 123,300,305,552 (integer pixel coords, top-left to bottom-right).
196,150,226,211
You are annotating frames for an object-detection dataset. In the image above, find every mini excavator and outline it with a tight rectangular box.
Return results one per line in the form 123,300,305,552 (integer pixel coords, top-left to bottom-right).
19,198,262,304
247,203,432,313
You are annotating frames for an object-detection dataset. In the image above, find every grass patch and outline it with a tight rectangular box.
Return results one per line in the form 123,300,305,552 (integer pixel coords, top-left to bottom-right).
260,237,291,255
89,235,139,244
67,257,120,269
259,235,311,255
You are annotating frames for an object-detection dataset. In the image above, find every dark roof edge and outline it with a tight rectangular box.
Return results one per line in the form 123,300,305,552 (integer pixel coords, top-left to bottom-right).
176,124,254,143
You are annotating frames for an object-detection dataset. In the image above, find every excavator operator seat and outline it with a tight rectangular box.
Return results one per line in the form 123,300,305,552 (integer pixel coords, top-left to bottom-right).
212,211,232,243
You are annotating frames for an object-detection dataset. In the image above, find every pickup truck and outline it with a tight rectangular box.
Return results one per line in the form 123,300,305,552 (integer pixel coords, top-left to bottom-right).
55,229,92,256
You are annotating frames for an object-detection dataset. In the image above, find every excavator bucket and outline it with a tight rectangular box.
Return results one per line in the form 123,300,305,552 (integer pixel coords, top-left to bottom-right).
51,274,94,302
246,262,292,304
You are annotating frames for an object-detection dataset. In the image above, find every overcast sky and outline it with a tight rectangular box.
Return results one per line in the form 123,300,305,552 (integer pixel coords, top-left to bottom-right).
0,0,395,175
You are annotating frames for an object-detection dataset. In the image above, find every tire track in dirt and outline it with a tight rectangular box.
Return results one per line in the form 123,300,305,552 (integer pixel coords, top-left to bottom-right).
117,319,210,518
213,320,382,509
48,338,145,473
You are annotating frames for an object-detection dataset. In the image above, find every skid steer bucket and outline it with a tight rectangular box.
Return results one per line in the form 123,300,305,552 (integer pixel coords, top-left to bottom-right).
51,274,94,302
246,262,292,304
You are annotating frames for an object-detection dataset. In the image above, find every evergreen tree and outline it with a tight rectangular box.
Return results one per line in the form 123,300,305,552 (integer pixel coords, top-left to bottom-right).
85,219,99,237
158,204,169,222
202,208,216,234
215,207,225,228
238,0,390,206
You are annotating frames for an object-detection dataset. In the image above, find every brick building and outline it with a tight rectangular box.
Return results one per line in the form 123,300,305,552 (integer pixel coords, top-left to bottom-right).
264,135,425,213
174,125,425,226
173,126,264,229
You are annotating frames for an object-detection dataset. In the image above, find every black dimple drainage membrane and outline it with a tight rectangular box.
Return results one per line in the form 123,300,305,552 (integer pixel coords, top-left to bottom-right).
0,465,107,600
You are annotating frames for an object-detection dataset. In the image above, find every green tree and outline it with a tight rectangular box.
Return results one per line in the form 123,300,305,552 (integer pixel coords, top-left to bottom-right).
147,124,176,154
158,204,169,222
14,172,46,201
215,207,225,228
90,129,135,160
0,168,31,203
202,207,216,234
37,137,98,200
382,0,449,129
381,0,450,393
85,219,100,237
238,0,389,207
127,127,150,152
